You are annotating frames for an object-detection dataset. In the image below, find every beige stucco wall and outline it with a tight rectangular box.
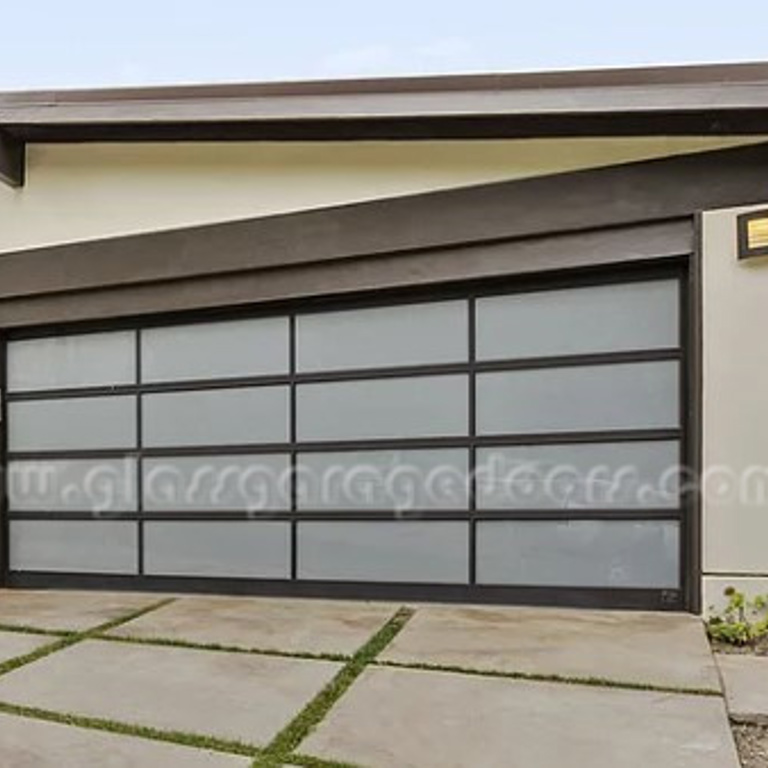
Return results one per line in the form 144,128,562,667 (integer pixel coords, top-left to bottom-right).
702,204,768,611
0,137,761,254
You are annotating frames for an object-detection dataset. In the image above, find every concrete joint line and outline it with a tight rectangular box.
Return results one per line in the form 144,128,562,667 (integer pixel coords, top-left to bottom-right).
97,632,351,664
0,699,264,759
0,598,176,682
372,659,724,698
0,596,378,768
0,623,71,639
255,606,415,768
288,752,371,768
0,598,274,761
86,598,178,636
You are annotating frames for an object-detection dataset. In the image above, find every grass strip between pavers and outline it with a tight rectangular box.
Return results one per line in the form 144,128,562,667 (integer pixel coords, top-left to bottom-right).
88,598,178,635
0,596,272,759
0,623,72,639
0,595,362,765
289,752,371,768
374,658,724,698
0,597,176,680
255,606,415,768
0,598,720,768
0,700,262,759
97,632,351,664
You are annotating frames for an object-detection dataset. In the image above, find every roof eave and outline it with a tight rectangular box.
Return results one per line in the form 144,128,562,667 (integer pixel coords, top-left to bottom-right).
4,61,768,186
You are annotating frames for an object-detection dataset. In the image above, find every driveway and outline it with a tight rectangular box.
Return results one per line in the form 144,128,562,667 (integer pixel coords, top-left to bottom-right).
0,590,741,767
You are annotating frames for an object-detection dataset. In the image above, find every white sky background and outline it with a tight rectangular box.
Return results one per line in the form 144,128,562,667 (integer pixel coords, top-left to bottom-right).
2,0,768,89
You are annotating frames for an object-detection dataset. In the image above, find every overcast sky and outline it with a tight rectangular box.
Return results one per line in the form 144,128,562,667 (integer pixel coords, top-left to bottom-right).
2,0,768,90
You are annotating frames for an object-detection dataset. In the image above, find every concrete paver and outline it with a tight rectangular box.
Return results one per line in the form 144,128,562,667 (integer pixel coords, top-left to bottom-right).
0,591,739,768
304,666,740,768
0,712,251,768
0,638,341,745
108,595,395,656
716,653,768,722
382,604,721,691
0,590,162,632
0,630,55,664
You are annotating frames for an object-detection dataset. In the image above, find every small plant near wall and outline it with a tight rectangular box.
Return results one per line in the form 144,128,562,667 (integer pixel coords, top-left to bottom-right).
707,587,768,647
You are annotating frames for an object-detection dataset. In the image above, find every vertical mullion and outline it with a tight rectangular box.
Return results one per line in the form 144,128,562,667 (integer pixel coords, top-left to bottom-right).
135,329,144,577
678,267,693,609
468,297,477,586
289,315,298,580
0,334,9,585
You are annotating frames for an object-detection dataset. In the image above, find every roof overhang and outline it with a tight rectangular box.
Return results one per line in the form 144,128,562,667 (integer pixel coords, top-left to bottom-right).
5,60,768,186
3,141,768,328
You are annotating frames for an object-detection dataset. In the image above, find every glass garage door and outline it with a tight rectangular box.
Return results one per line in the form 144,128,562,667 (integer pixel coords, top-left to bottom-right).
3,272,685,608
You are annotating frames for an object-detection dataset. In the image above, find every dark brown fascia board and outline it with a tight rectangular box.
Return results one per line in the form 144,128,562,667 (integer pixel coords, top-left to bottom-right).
9,110,768,145
0,222,691,329
4,80,768,125
5,59,768,107
0,60,762,103
6,81,768,124
4,61,768,185
1,140,768,303
3,60,768,129
0,130,23,187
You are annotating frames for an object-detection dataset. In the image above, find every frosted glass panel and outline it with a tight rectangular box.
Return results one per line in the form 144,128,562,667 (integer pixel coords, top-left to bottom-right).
298,300,467,372
476,441,680,510
297,522,469,583
9,521,138,574
298,375,468,441
476,280,679,361
142,317,288,383
476,362,678,435
144,522,290,578
297,449,469,510
7,331,136,392
143,454,290,512
8,459,138,513
143,386,289,447
8,397,137,451
476,520,679,588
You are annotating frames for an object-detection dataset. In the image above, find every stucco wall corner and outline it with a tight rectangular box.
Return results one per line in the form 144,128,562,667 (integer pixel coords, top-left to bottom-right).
701,204,768,607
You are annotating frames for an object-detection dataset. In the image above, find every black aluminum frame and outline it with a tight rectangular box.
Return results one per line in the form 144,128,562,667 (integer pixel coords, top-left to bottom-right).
0,260,692,611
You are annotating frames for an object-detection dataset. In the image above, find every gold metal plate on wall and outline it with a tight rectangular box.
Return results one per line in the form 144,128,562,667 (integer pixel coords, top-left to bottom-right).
738,209,768,259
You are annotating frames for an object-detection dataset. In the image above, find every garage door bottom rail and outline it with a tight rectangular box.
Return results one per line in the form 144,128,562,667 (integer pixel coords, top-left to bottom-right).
5,572,685,612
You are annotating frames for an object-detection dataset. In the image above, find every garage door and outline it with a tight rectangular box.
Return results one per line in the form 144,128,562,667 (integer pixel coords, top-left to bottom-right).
3,270,686,609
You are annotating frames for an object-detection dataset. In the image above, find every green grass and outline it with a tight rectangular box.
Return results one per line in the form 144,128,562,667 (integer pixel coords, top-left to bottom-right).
0,700,263,758
0,635,79,679
0,598,270,759
0,598,175,680
289,753,369,768
255,606,414,768
0,594,371,767
3,595,718,768
88,598,177,636
374,658,723,697
0,623,72,638
97,632,351,664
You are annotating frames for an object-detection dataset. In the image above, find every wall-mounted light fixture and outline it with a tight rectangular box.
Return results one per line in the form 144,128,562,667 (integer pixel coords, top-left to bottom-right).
738,209,768,259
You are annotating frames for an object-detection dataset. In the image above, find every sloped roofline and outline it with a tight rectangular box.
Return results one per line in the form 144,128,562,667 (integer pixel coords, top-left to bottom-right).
4,60,768,186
